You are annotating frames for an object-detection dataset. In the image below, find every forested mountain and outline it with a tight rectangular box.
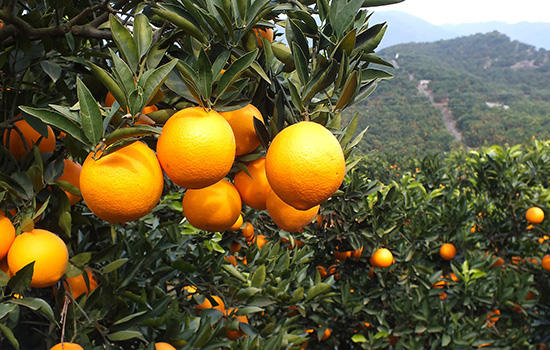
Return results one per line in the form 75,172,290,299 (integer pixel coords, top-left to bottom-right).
353,32,550,159
372,11,550,50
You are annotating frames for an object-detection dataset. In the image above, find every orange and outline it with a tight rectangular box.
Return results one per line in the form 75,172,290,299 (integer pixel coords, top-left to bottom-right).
182,179,241,232
156,107,235,188
491,256,505,268
351,246,363,260
255,234,268,248
182,285,197,299
265,121,345,210
230,241,241,253
241,222,254,240
142,105,158,115
0,259,9,275
3,119,56,159
266,189,319,232
80,141,164,223
155,343,176,350
371,248,393,268
542,255,550,271
253,28,273,47
64,268,98,299
333,250,351,260
220,104,264,156
50,343,84,350
224,255,237,266
105,91,116,107
57,159,82,205
8,229,68,288
229,214,244,230
316,266,327,279
486,309,500,327
196,294,225,313
320,327,331,341
234,157,270,209
439,291,448,300
225,307,249,339
440,243,456,260
0,214,15,260
526,206,544,224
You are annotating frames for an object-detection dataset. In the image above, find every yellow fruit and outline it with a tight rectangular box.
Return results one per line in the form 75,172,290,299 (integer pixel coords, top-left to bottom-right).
8,229,68,288
155,343,176,350
80,141,164,223
440,243,456,260
220,104,264,156
64,268,98,299
0,214,15,260
196,294,225,313
371,248,393,268
542,255,550,271
182,179,241,232
526,207,544,224
229,214,244,230
253,28,274,47
234,157,270,210
225,307,249,339
57,159,82,205
266,189,319,232
266,121,345,210
3,119,56,159
50,343,84,350
156,107,235,188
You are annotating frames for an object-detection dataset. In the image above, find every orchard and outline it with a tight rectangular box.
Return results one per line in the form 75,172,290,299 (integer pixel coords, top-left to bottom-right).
0,0,549,349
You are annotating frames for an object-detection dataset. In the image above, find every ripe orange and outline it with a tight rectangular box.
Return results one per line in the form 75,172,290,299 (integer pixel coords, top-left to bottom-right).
371,248,393,268
64,268,98,299
255,234,268,248
230,241,241,253
156,107,235,188
8,229,68,288
105,91,116,107
265,121,345,210
57,159,82,205
526,207,544,224
491,256,505,268
220,104,264,156
225,307,249,339
234,157,270,209
155,342,176,350
241,222,254,240
333,250,351,261
266,189,319,232
3,119,56,159
440,243,456,260
542,255,550,271
0,214,15,260
254,28,274,47
196,294,225,313
50,343,84,350
351,246,363,260
229,214,244,231
80,141,164,223
320,327,331,341
182,179,241,232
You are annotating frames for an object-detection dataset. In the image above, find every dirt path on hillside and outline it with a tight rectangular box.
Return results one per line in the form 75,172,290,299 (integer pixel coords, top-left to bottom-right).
417,81,468,148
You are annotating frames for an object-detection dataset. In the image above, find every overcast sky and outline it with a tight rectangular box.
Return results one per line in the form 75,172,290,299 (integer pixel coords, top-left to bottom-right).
376,0,550,25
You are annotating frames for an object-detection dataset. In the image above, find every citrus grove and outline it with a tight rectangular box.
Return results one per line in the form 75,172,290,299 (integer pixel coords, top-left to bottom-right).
0,0,549,349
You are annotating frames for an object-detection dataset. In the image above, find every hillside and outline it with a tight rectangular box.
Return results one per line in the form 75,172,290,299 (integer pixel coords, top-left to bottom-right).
372,11,550,50
353,32,550,158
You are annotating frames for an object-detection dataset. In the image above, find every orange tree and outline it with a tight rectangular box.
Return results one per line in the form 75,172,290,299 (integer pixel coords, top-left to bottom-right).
0,0,400,348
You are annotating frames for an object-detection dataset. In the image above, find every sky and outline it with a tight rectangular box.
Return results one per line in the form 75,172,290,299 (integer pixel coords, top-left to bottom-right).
377,0,550,25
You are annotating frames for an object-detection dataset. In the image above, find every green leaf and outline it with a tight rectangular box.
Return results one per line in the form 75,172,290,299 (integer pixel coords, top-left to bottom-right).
107,330,146,342
361,69,393,81
335,70,359,110
303,59,338,104
110,48,135,98
286,19,309,60
0,303,17,320
77,78,103,144
250,264,266,287
134,14,153,59
88,63,127,110
305,282,331,301
7,262,34,292
212,50,230,78
102,258,129,274
216,50,258,99
109,14,139,72
152,7,206,43
355,23,387,53
140,59,178,106
104,125,161,146
70,252,92,265
197,49,213,100
0,324,19,350
222,264,247,282
40,61,61,82
362,0,404,6
291,42,309,85
340,112,359,147
442,334,451,346
352,334,367,343
113,310,148,325
9,297,55,322
330,0,363,38
19,107,87,144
